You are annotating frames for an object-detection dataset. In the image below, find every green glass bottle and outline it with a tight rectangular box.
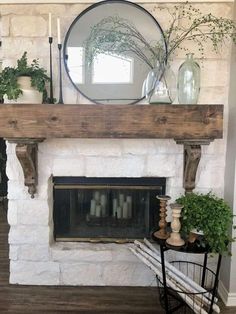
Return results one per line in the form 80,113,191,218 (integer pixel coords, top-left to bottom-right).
177,53,200,104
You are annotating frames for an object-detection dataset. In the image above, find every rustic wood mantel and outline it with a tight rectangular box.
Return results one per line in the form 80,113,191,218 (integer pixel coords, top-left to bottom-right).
0,104,223,197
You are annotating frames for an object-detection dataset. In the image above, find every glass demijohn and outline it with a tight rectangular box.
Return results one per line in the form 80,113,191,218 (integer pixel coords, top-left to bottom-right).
177,53,200,104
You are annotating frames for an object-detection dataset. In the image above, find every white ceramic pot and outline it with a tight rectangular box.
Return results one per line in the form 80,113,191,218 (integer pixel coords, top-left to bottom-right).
4,76,43,104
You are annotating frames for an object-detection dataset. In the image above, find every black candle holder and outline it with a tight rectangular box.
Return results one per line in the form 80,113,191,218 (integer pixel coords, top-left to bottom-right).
57,43,64,104
48,37,54,104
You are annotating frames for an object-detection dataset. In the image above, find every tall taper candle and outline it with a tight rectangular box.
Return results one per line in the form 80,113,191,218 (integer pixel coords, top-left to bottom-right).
57,18,61,44
48,13,52,37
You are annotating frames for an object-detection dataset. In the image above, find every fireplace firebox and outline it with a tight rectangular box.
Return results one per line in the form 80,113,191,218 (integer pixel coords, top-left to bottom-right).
53,177,166,242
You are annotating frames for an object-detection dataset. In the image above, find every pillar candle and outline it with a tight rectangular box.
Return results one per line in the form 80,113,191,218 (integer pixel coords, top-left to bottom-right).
119,193,125,207
116,206,122,219
57,17,61,44
123,202,128,219
113,198,118,217
95,205,101,217
94,191,100,202
126,196,132,218
48,13,52,37
90,199,96,216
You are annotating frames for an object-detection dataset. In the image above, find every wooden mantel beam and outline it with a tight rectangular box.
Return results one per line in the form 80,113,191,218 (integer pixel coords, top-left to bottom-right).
0,104,223,140
0,104,223,197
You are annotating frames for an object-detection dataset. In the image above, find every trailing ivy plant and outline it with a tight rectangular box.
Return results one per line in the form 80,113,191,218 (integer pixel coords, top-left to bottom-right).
0,52,49,102
176,192,235,255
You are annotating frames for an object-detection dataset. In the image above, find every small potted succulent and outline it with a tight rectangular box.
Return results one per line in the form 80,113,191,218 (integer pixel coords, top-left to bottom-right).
0,52,49,103
176,192,235,255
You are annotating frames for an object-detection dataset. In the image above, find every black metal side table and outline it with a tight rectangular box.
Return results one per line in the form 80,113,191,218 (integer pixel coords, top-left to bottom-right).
152,234,222,314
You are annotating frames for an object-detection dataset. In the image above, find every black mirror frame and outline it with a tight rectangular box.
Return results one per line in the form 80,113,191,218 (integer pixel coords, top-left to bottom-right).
63,0,167,105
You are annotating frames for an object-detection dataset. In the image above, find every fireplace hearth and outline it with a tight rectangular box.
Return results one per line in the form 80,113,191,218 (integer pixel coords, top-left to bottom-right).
53,177,166,242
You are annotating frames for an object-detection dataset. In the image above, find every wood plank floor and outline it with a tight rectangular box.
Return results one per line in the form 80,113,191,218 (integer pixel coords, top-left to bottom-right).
0,202,235,314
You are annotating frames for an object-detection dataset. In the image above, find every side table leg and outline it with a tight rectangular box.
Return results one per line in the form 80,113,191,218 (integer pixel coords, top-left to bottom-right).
201,253,208,287
209,254,222,314
160,245,169,314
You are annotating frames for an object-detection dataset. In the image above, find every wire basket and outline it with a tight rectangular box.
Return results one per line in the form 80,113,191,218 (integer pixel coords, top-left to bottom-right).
156,261,217,314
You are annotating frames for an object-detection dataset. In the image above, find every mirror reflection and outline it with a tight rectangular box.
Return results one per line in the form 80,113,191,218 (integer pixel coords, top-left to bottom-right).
64,0,166,104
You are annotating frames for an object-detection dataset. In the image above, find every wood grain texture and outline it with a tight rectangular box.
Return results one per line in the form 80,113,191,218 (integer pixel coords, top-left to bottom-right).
0,104,223,140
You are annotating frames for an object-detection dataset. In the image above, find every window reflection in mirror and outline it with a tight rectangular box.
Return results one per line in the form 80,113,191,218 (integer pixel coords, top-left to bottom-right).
64,0,166,104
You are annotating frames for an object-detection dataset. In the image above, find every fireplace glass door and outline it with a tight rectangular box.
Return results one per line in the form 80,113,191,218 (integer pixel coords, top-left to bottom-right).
53,177,166,242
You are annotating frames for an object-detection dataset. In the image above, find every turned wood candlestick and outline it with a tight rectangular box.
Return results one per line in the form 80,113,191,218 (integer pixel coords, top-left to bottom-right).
153,195,171,239
166,203,185,247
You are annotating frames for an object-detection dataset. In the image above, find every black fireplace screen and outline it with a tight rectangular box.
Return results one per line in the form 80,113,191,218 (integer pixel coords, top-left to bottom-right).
53,177,166,242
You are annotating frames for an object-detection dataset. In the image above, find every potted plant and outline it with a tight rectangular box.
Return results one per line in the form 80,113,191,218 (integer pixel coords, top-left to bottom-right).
176,192,235,255
0,52,49,103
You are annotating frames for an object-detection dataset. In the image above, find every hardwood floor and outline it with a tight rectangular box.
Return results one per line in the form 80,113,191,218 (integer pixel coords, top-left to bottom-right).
0,202,235,314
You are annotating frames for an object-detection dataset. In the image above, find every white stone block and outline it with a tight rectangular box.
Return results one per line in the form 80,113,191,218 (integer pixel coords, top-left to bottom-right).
17,201,50,225
9,245,19,261
102,262,155,286
1,16,10,37
19,245,50,261
7,180,30,200
201,60,229,88
10,261,59,285
11,16,47,37
6,142,16,155
60,263,104,286
121,139,156,155
111,244,140,262
85,156,145,177
74,139,122,157
52,243,112,262
7,200,18,225
9,226,50,245
146,154,180,177
52,157,85,176
6,155,23,181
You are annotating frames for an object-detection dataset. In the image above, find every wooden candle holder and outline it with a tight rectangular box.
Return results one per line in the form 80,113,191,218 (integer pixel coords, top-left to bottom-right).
166,203,185,247
153,195,171,240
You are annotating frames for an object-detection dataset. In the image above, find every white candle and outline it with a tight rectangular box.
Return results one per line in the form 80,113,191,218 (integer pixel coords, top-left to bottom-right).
57,17,61,44
126,196,132,218
48,13,52,37
117,206,122,219
95,205,101,217
94,191,100,202
123,202,128,219
113,198,118,217
90,199,96,216
119,193,125,207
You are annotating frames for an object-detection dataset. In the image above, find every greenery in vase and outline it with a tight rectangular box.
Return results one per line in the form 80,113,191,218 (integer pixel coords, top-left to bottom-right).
84,2,236,68
176,192,235,255
0,52,50,102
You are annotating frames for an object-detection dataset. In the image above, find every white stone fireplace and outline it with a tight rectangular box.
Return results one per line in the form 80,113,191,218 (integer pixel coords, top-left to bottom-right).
6,138,187,286
5,133,225,286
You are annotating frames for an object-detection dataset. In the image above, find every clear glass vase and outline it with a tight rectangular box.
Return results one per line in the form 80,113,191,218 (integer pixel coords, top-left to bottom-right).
177,53,200,104
145,62,176,104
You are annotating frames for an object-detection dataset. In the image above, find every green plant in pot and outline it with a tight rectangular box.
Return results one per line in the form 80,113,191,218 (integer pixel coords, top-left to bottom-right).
0,52,49,103
176,192,235,255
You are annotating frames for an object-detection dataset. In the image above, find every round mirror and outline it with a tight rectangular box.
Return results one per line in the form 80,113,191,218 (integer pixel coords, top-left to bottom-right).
63,0,167,105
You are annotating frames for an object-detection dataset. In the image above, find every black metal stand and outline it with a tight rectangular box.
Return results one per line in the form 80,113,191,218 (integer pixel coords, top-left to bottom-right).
153,235,221,314
57,43,64,104
48,37,54,104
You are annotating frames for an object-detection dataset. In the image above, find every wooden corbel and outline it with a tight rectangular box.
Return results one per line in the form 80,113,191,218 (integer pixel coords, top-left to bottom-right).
175,140,212,194
7,138,45,198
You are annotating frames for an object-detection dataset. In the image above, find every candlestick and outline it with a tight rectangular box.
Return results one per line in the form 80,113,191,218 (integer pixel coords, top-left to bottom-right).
57,43,64,104
57,18,61,45
153,195,171,240
48,36,54,103
166,203,185,247
48,13,52,37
